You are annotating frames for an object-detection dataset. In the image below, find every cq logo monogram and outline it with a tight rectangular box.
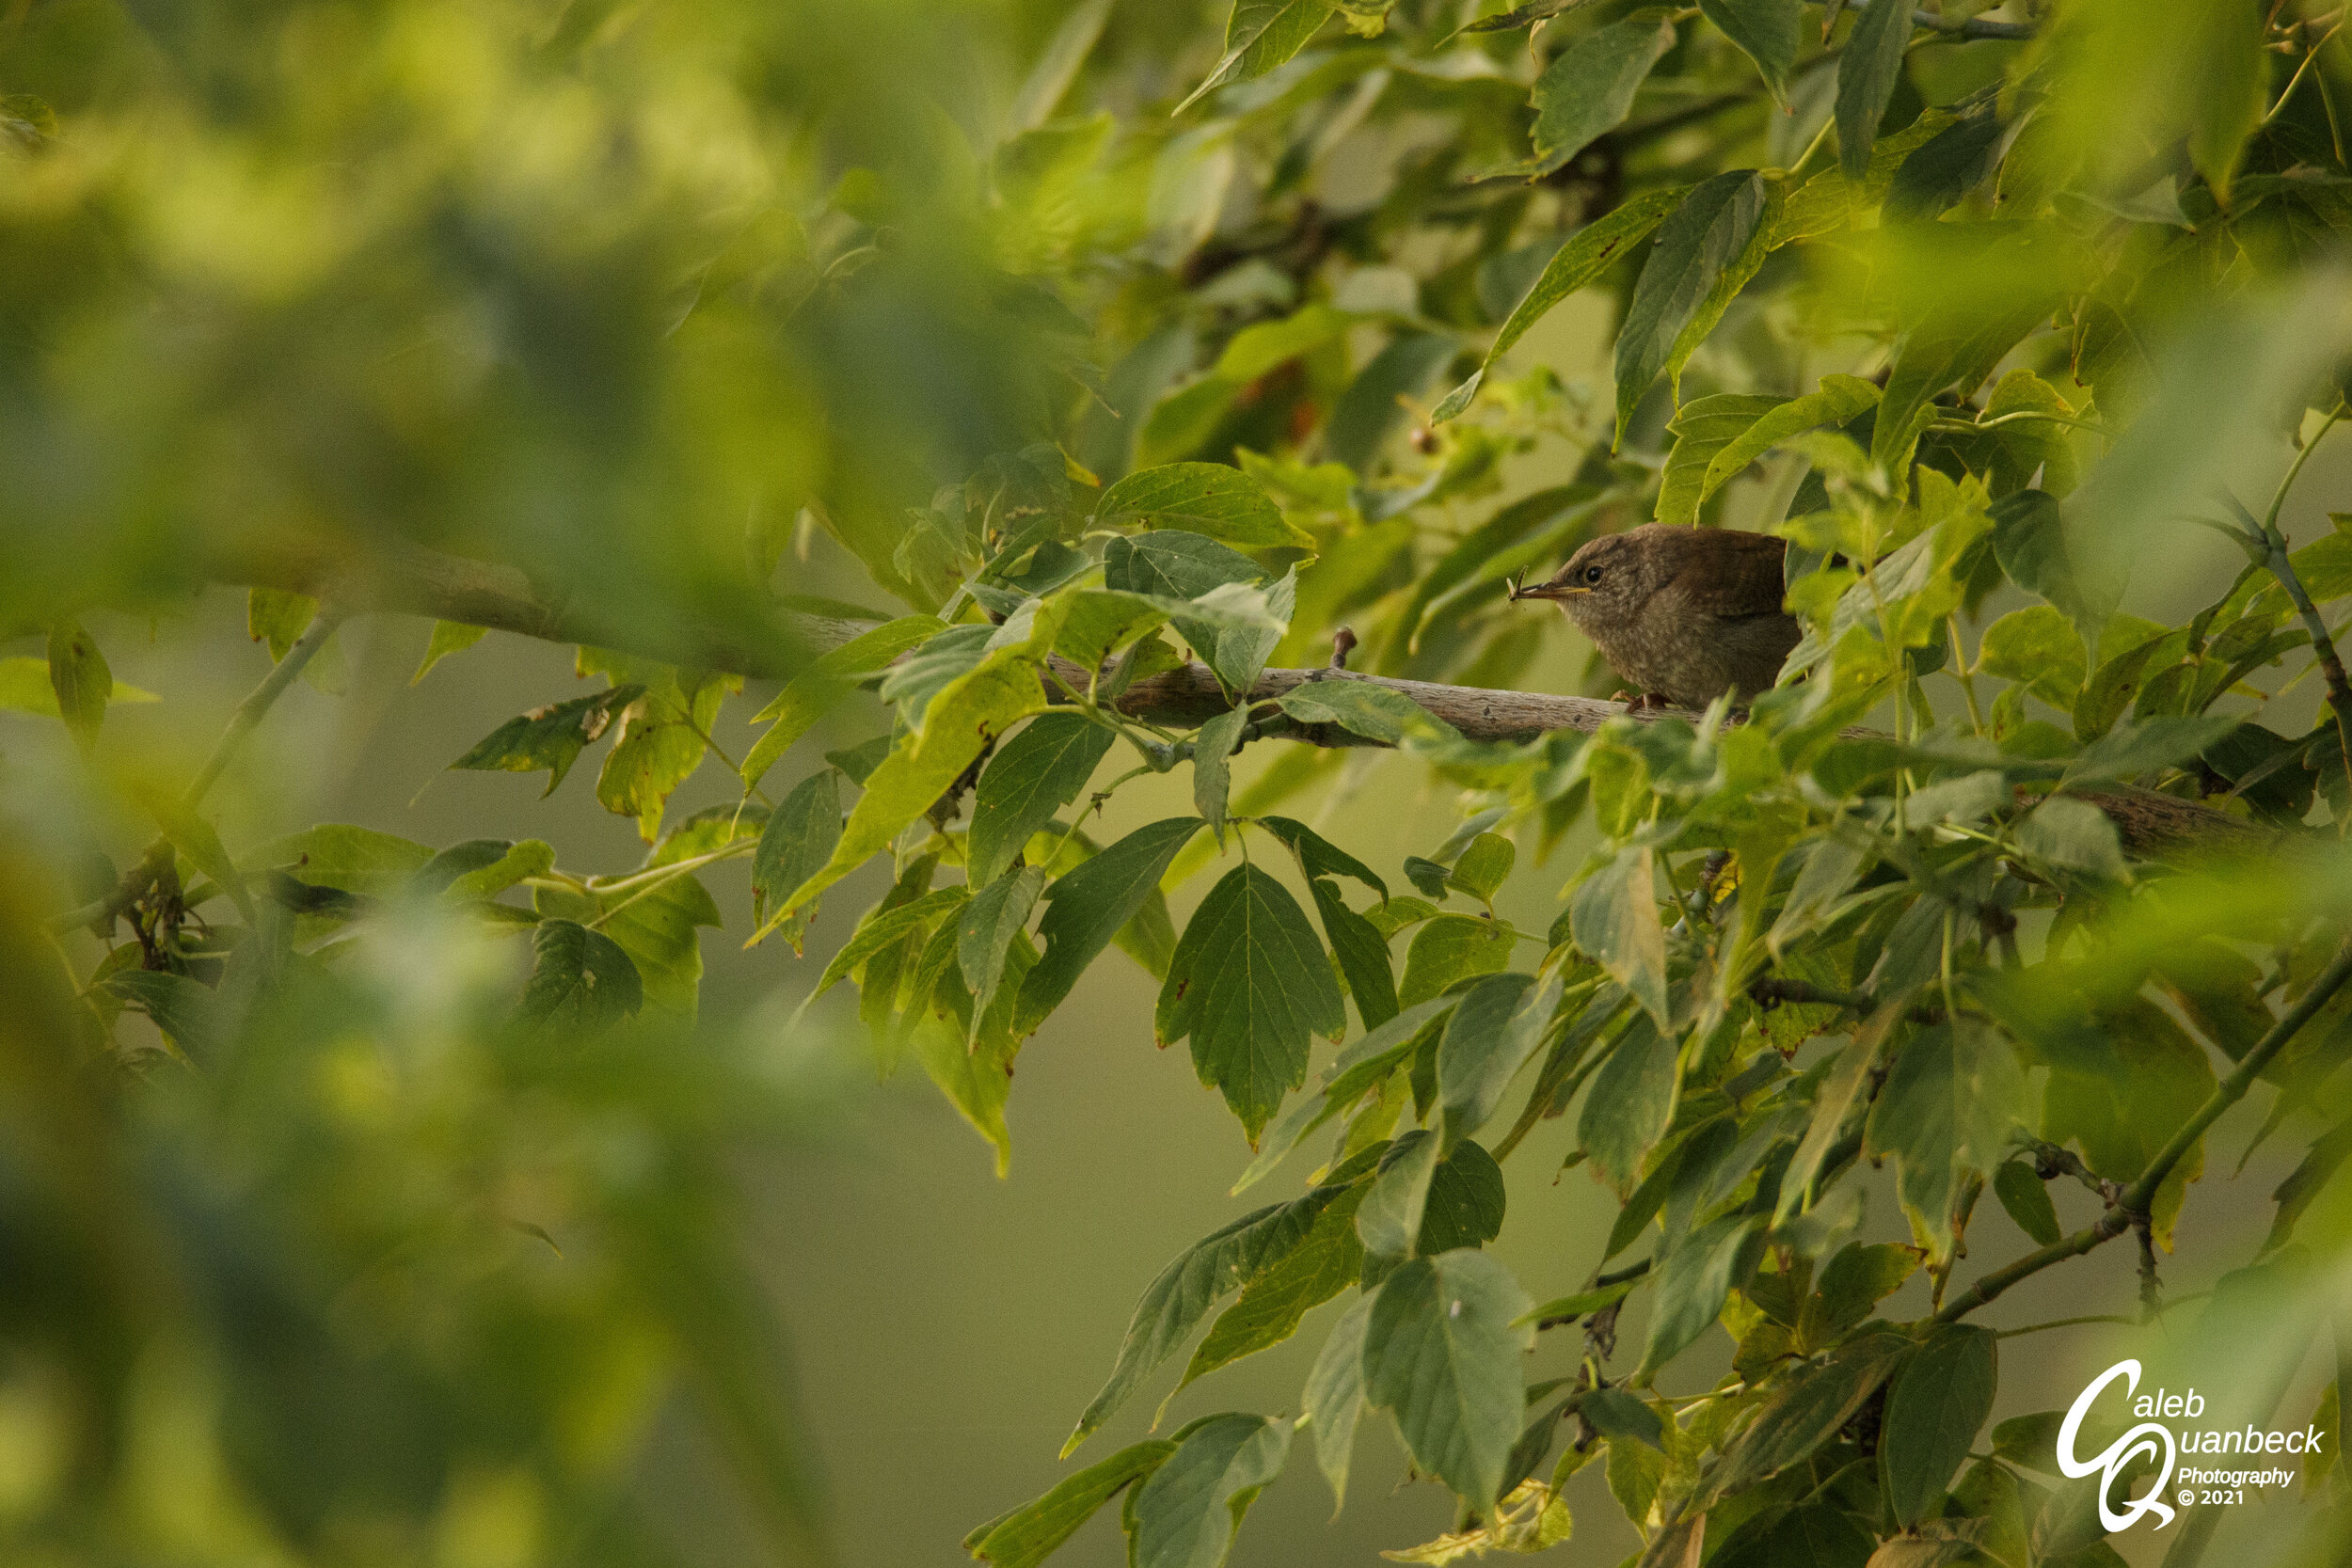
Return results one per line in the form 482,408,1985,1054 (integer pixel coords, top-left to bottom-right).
2058,1360,2178,1533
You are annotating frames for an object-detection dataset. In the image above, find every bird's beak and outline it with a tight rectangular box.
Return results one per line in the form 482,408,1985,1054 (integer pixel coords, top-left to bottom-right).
1509,580,1587,601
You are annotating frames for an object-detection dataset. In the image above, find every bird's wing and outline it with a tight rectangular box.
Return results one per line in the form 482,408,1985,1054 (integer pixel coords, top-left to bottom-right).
1671,529,1789,619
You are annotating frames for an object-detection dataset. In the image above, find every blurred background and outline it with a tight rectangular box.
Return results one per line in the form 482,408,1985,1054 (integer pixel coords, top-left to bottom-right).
7,0,2352,1563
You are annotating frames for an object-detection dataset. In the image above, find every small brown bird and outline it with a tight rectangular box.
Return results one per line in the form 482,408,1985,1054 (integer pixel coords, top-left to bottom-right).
1511,523,1800,710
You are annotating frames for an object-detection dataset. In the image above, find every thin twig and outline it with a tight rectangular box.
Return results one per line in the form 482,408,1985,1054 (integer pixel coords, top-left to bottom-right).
45,610,345,938
188,608,348,807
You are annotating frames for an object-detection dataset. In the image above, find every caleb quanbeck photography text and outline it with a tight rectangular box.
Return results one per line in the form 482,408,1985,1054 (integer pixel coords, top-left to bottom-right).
2127,1386,2329,1457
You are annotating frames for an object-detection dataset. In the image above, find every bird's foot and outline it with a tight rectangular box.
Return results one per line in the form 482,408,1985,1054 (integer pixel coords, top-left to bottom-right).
1617,690,1677,713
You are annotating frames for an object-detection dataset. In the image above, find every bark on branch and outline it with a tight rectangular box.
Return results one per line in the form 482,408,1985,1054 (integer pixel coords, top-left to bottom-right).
217,539,2265,854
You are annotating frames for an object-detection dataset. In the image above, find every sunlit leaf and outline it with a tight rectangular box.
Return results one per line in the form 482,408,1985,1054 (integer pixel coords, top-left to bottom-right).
448,685,644,797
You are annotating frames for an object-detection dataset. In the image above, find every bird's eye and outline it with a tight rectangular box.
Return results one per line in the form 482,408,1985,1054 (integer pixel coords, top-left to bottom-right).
1582,564,1604,584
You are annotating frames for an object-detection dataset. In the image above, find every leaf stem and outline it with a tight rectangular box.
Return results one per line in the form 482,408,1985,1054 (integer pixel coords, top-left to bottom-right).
585,841,755,929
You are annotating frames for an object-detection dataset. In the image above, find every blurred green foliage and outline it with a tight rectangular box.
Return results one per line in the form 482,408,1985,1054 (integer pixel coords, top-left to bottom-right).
13,0,2352,1564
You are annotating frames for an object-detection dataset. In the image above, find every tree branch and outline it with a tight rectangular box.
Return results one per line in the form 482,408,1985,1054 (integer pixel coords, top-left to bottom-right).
1934,934,2352,1324
201,540,2265,853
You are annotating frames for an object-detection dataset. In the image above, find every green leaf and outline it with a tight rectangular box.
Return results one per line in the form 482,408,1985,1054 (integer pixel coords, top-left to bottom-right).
1437,972,1556,1150
2073,632,2165,743
959,864,1047,1031
1232,997,1455,1195
1570,845,1668,1030
246,586,316,659
2264,1114,2352,1255
1254,816,1387,902
1872,307,2047,475
1581,1386,1664,1452
411,620,488,684
0,657,155,717
2011,796,2128,882
140,787,254,925
1703,378,1882,521
1978,605,2085,712
1700,0,1798,101
1399,913,1515,1007
1302,1291,1375,1506
540,871,722,1019
1158,863,1347,1139
1519,12,1679,179
1988,489,2098,643
1712,1332,1912,1497
1448,833,1514,903
1636,1214,1764,1380
100,970,223,1058
781,660,1044,921
1181,573,1294,698
802,887,967,1008
969,714,1118,887
245,824,434,897
1128,1413,1291,1568
1312,879,1401,1031
1864,1018,2025,1258
2066,715,2239,784
1215,304,1351,382
1361,1250,1534,1513
739,615,945,792
1064,1186,1343,1454
748,769,842,950
1432,188,1685,423
1880,1324,1997,1527
1098,462,1305,548
519,918,644,1032
448,684,644,797
426,838,555,902
1655,393,1786,532
910,922,1030,1175
1515,1280,1635,1329
1184,1184,1367,1389
1273,679,1457,745
1613,170,1769,443
1417,1138,1507,1254
1194,705,1250,846
1885,112,2007,221
1177,0,1337,113
45,619,110,755
1051,590,1175,683
1357,1127,1443,1259
593,671,728,842
1578,1013,1678,1193
1104,531,1272,600
2186,0,2265,205
967,1439,1178,1568
1808,1242,1923,1338
1991,1160,2061,1246
1019,818,1205,1034
1834,0,1912,181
